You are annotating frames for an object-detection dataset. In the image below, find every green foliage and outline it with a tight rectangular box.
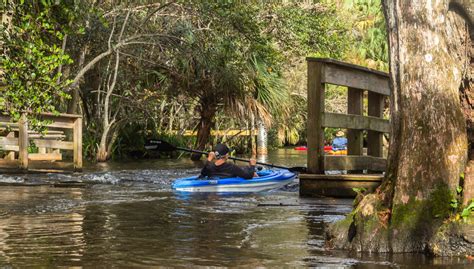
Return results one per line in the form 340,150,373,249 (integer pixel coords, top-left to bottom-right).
352,187,367,194
343,0,388,71
0,1,360,158
82,128,98,161
448,184,474,223
1,1,72,122
461,200,474,221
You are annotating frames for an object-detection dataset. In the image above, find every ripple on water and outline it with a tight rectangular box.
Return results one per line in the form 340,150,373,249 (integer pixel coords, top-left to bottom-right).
0,174,25,184
79,168,200,187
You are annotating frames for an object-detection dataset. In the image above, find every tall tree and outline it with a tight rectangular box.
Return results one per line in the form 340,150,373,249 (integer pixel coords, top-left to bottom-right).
1,1,72,122
327,0,473,256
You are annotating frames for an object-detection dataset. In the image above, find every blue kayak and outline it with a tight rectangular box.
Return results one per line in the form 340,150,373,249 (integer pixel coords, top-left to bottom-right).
172,169,296,192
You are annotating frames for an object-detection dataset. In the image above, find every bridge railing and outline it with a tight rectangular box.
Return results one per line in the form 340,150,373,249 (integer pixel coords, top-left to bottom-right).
306,58,390,174
0,112,82,172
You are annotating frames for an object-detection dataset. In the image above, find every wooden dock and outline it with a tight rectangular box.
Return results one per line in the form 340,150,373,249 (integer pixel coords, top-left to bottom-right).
0,112,82,172
302,58,389,197
299,174,383,198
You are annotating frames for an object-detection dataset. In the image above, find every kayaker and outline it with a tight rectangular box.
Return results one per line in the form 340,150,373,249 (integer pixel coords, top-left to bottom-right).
332,130,347,151
200,143,257,179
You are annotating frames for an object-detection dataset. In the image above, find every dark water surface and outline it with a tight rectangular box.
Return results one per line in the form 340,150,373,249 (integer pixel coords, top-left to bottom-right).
0,149,471,268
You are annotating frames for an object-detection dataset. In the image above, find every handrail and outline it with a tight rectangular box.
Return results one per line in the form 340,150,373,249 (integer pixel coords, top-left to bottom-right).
306,57,389,77
306,58,390,174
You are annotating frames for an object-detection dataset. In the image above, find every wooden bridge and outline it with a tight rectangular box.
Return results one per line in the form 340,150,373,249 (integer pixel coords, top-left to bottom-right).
0,113,82,172
300,58,390,197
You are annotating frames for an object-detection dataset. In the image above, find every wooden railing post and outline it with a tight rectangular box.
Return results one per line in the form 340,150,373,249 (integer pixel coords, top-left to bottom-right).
307,59,325,174
368,92,384,158
347,87,364,155
73,117,82,171
18,113,29,170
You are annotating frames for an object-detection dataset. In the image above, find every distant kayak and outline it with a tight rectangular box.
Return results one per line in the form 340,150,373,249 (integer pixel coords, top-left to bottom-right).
294,146,308,151
172,169,296,193
328,149,347,155
294,146,333,152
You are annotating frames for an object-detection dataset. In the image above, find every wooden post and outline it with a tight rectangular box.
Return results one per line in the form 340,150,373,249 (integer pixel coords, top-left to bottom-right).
18,113,29,170
307,60,325,174
347,87,364,173
367,92,384,157
73,117,82,171
347,88,364,156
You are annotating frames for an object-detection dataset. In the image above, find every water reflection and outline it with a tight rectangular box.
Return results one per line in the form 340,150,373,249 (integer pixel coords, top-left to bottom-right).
0,149,472,267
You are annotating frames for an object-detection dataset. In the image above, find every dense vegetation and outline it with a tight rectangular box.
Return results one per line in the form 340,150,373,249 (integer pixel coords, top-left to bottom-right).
1,0,388,161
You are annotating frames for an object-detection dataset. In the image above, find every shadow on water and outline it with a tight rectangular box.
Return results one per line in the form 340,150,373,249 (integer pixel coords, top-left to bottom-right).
0,148,472,267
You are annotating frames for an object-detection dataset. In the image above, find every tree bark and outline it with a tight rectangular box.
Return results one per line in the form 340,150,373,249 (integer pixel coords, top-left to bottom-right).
97,51,120,162
67,44,89,115
327,0,473,256
191,98,216,161
385,0,469,252
460,35,473,205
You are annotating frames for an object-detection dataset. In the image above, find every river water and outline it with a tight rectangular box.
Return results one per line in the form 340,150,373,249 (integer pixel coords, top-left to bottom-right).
0,149,471,267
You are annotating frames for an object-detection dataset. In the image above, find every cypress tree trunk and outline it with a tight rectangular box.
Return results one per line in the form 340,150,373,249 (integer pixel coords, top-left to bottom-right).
327,0,473,256
460,38,474,206
384,0,469,252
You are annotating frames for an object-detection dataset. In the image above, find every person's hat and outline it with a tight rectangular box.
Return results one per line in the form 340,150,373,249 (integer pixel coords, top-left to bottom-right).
336,130,345,137
214,143,230,159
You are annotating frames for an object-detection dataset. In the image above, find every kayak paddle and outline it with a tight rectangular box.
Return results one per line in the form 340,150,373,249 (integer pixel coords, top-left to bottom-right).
144,139,307,173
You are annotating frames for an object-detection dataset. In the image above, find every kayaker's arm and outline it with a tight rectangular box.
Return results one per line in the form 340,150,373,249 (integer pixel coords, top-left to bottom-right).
231,158,256,179
200,157,215,177
230,165,255,179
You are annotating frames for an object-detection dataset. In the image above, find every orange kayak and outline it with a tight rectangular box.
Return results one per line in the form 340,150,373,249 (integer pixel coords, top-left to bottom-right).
328,150,347,155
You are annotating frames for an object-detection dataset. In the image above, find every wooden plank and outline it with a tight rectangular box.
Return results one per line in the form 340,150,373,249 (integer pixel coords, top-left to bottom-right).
322,113,390,133
18,114,28,170
28,153,62,161
29,134,66,139
0,137,19,146
28,161,74,170
299,173,384,181
1,115,75,129
300,175,382,198
73,117,83,170
1,121,73,129
306,57,389,78
320,62,390,96
0,159,19,168
45,121,75,129
307,60,325,174
347,88,363,157
27,130,64,134
38,112,82,119
0,122,18,128
1,129,64,135
324,155,387,171
32,139,74,150
2,145,19,151
368,92,384,157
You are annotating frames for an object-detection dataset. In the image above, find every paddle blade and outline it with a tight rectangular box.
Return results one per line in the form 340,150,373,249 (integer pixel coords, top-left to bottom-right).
144,139,176,151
